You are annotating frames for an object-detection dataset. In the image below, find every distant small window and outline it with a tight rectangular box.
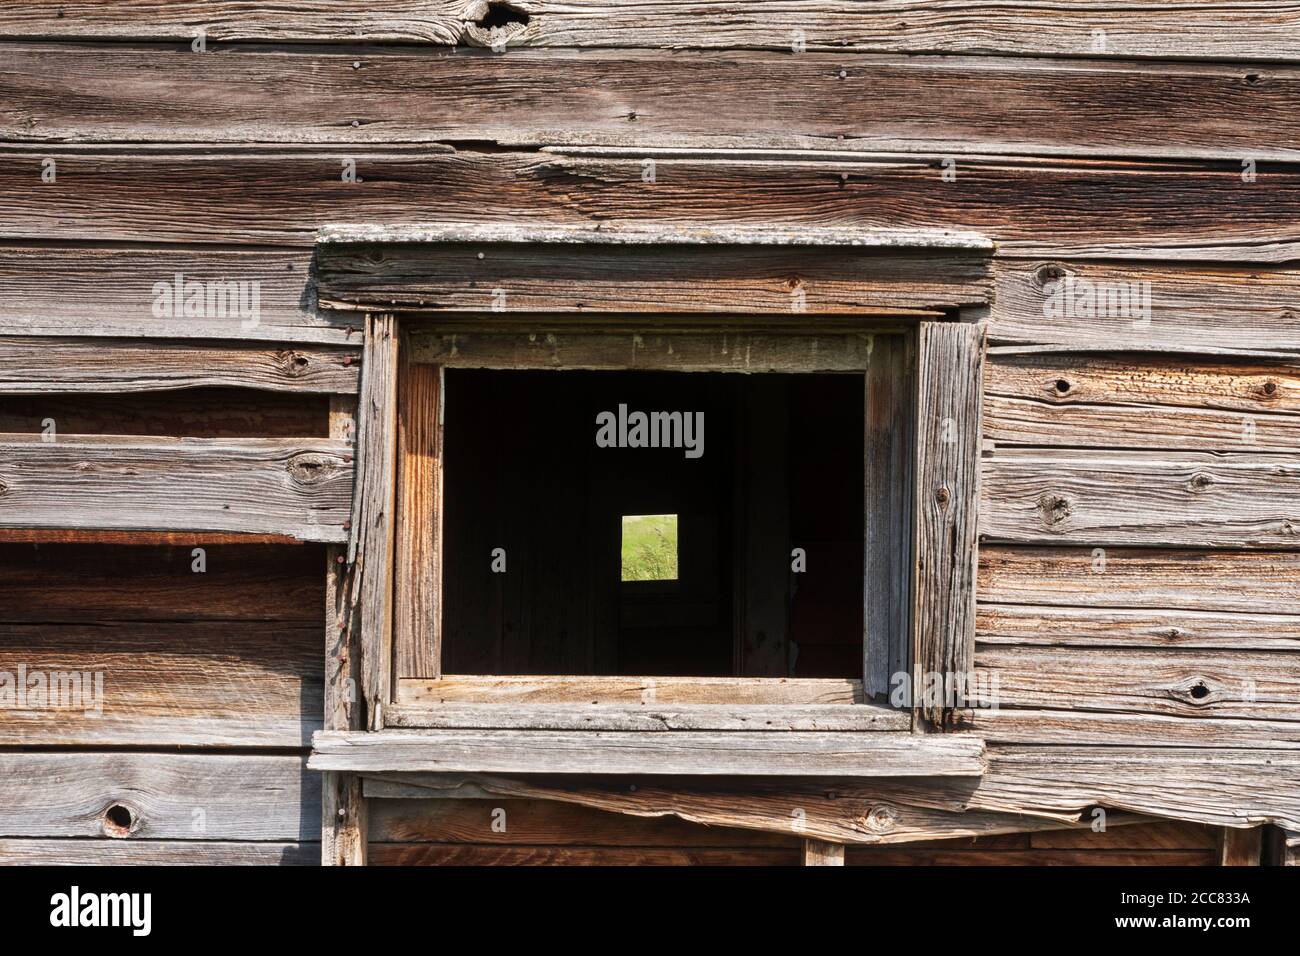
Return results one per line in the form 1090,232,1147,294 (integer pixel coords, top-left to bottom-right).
621,514,679,582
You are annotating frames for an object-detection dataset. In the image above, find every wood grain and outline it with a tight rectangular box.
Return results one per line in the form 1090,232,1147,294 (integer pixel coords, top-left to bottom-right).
6,149,1300,259
975,645,1300,721
6,46,1300,161
0,244,356,343
320,241,990,315
399,675,864,705
1,2,1297,59
386,702,910,732
0,337,358,394
0,753,320,841
0,436,352,542
0,621,321,746
0,839,317,865
309,728,987,776
991,259,1300,352
409,330,876,372
962,708,1300,749
912,322,983,723
981,450,1300,548
979,546,1300,614
393,356,441,679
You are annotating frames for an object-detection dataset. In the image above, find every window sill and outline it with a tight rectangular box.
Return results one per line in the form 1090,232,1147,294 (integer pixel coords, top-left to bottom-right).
308,727,985,778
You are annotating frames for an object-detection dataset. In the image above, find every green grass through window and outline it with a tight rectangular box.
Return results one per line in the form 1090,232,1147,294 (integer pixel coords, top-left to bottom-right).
621,514,679,582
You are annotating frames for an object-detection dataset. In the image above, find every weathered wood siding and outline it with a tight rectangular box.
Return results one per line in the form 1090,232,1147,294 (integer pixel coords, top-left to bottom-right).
1,1,1296,864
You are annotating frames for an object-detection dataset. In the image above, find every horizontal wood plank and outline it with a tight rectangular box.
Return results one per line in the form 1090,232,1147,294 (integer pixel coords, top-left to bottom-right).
370,843,800,865
399,675,863,705
0,337,358,394
7,47,1300,162
974,646,1300,721
1,2,1298,60
386,701,909,732
0,621,321,746
408,330,875,371
963,708,1300,749
981,450,1300,548
0,436,352,542
309,729,987,776
977,603,1300,651
978,546,1300,614
991,259,1300,352
0,244,357,342
0,753,320,840
0,839,317,865
4,150,1300,259
320,241,991,315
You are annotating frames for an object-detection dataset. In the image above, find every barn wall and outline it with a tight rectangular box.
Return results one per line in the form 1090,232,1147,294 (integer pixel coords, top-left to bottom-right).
1,3,1297,863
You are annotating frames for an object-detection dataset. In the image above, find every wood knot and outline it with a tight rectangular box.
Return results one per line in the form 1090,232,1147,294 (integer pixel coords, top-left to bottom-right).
1033,262,1067,288
934,485,951,507
1188,472,1215,491
1261,380,1278,398
278,350,311,376
1037,493,1071,526
102,802,139,838
1244,72,1265,86
286,452,338,484
462,0,531,47
1177,678,1216,705
864,805,899,833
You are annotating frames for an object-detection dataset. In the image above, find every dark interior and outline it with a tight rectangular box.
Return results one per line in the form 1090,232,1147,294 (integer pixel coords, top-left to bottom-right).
440,369,864,679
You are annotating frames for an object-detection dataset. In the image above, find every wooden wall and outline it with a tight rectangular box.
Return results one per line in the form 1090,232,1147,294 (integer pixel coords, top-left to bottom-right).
1,2,1297,863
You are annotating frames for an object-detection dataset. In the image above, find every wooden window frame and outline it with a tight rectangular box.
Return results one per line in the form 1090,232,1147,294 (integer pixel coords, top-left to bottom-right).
311,226,988,782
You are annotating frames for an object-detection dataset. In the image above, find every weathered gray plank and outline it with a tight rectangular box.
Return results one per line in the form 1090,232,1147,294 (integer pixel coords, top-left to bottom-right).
0,244,357,342
385,702,909,732
984,353,1300,452
324,542,366,866
912,322,983,724
351,314,399,730
964,708,1300,749
0,436,352,542
974,646,1300,721
978,546,1300,615
7,46,1300,162
991,259,1300,352
981,450,1300,549
393,356,441,679
398,675,863,705
0,621,321,746
977,603,1300,651
2,2,1298,59
0,337,358,394
309,728,986,777
864,333,914,702
0,753,320,840
409,330,875,372
0,839,317,865
320,241,991,315
4,149,1300,260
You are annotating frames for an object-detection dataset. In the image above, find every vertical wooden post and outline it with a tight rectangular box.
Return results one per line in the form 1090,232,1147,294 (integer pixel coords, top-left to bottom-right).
802,839,845,866
912,321,984,727
323,396,366,866
393,349,443,680
864,332,915,705
353,313,400,730
1220,826,1262,866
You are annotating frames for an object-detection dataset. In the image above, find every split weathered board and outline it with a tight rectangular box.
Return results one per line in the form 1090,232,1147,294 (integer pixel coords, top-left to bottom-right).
7,150,1300,260
0,337,359,394
398,675,864,705
309,728,987,777
7,46,1300,162
0,436,353,542
912,322,984,723
320,241,991,315
0,244,355,343
2,2,1298,59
